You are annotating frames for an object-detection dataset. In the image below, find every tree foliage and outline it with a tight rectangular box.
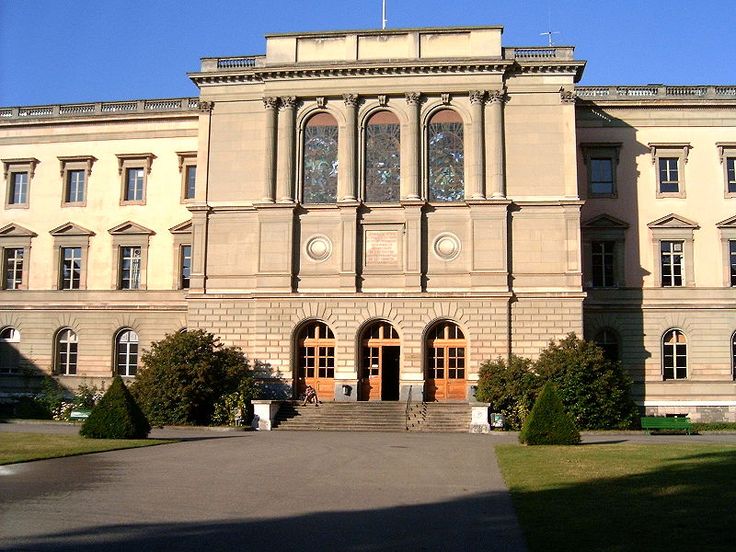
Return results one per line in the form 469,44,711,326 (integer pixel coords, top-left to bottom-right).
80,376,150,439
475,355,541,430
519,382,580,445
130,330,259,426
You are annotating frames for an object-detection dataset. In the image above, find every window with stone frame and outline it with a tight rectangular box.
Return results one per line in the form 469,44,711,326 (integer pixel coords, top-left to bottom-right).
0,222,36,290
3,248,24,290
591,241,616,288
660,240,684,287
582,215,628,289
717,143,736,197
109,221,153,291
662,329,687,380
364,111,400,203
55,328,78,375
119,246,142,290
116,329,139,377
3,158,38,208
594,328,620,362
59,247,82,290
58,156,96,207
581,143,620,198
428,109,464,202
648,143,690,199
116,153,154,205
49,222,93,291
302,113,338,204
648,213,698,288
177,152,197,202
180,244,192,289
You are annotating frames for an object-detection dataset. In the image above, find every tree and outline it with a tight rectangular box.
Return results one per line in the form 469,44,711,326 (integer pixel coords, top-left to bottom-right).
130,330,259,426
80,376,150,439
475,355,541,430
519,382,580,445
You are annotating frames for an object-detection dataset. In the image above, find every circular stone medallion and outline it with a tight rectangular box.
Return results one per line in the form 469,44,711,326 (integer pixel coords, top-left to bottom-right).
305,235,332,262
433,233,461,261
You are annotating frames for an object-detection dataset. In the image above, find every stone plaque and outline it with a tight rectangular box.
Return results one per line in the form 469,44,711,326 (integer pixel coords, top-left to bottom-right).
365,230,399,265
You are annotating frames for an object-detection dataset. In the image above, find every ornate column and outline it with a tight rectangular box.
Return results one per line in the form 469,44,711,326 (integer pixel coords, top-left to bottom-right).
262,97,279,202
486,90,506,198
468,90,487,200
339,94,358,201
276,96,297,202
404,92,421,200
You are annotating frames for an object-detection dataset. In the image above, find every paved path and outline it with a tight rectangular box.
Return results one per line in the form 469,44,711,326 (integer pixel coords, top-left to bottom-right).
0,429,526,552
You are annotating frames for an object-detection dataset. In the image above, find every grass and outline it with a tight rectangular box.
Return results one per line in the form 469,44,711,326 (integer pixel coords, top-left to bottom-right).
496,443,736,552
0,432,173,465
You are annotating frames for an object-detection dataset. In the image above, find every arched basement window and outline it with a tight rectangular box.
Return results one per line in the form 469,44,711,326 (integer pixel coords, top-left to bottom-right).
662,329,687,380
55,328,78,375
428,109,464,201
302,113,338,203
0,327,20,374
365,111,400,203
116,329,139,377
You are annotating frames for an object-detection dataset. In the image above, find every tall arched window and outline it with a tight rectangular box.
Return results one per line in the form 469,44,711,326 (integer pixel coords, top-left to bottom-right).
0,327,20,374
302,113,338,203
55,328,78,375
116,329,139,377
297,321,335,400
426,321,466,401
428,109,464,201
365,111,400,203
595,328,620,362
663,329,687,380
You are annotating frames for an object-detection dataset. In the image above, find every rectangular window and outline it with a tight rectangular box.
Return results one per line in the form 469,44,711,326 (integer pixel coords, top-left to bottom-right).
591,241,615,287
124,168,145,202
185,165,196,200
119,246,142,290
60,247,82,290
730,240,736,287
3,248,24,290
589,158,614,196
65,170,86,204
658,158,680,194
180,245,192,289
661,241,684,287
9,172,28,205
728,158,736,194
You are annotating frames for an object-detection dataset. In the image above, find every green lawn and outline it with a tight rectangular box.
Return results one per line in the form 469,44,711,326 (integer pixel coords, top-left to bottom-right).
496,443,736,552
0,432,173,465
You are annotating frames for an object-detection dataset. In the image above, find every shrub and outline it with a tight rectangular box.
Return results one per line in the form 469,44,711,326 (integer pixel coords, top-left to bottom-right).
80,376,150,439
475,355,541,429
535,334,637,430
519,382,580,445
131,330,259,426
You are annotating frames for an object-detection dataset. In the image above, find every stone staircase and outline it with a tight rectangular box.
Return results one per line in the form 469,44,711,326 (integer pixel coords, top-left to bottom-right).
273,401,471,432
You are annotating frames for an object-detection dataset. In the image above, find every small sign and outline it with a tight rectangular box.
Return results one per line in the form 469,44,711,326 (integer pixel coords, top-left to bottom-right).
365,230,399,265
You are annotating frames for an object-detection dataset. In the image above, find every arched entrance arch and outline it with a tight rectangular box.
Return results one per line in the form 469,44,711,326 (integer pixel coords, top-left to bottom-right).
296,321,335,400
359,321,400,401
425,321,466,401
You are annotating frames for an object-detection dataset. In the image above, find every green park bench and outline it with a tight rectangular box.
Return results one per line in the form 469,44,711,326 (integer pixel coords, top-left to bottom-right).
640,416,692,435
69,409,92,422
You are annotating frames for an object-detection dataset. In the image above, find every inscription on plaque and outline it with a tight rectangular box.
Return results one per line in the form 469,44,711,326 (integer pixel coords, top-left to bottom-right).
365,230,399,265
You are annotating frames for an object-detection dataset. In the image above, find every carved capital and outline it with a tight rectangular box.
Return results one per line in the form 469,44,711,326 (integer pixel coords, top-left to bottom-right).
440,93,451,105
405,92,421,106
487,90,505,104
316,97,326,108
343,93,359,108
198,100,214,113
378,95,388,107
469,90,486,105
279,96,298,110
263,97,280,110
559,87,576,104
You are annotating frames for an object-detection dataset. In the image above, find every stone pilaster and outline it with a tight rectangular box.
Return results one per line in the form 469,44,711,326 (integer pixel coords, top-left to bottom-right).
339,94,359,201
262,97,279,202
276,96,297,203
468,90,486,200
486,90,506,198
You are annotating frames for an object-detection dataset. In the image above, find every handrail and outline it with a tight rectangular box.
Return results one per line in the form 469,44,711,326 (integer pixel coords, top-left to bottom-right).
404,385,413,430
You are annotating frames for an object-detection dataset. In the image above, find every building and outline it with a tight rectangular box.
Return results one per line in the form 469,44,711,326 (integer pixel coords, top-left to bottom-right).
1,26,735,421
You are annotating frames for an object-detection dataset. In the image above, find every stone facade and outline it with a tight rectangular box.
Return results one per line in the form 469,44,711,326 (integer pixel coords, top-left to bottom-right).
0,26,735,418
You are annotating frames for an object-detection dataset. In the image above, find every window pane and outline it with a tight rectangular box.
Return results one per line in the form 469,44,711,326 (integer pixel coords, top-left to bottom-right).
428,110,464,202
4,248,24,290
66,170,85,203
125,168,144,201
590,158,614,195
303,113,338,203
365,111,400,203
185,165,196,199
181,245,192,289
10,172,28,204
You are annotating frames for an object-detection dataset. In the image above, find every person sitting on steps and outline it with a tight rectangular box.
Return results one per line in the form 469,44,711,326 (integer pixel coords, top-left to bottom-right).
303,384,319,407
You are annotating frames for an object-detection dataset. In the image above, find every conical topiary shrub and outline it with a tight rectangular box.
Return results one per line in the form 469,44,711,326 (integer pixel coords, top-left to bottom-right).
80,376,151,439
519,382,580,445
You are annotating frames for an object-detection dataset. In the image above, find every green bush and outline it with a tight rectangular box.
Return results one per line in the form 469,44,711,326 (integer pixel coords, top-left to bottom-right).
535,334,637,430
80,376,150,439
131,330,260,426
475,355,540,429
519,382,580,445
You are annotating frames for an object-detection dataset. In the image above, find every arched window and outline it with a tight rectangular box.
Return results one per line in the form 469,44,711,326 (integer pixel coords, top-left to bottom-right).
595,328,620,362
663,329,687,380
302,113,338,203
0,327,20,374
55,328,78,375
428,109,464,201
297,321,335,400
426,321,466,401
116,329,139,377
365,111,400,203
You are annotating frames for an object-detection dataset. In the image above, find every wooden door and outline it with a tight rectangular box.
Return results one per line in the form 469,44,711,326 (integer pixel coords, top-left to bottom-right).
296,322,335,400
426,322,466,401
360,322,400,400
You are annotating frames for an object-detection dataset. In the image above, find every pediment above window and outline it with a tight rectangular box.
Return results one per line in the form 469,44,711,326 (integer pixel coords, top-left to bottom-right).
647,213,699,230
49,222,95,237
0,222,37,238
169,220,192,234
582,214,629,229
716,214,736,229
108,221,155,236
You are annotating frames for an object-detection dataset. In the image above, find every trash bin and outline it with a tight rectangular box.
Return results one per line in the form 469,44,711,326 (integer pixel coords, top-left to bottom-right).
490,413,505,429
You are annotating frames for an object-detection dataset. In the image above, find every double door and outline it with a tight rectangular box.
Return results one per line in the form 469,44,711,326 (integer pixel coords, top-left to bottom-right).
360,322,400,401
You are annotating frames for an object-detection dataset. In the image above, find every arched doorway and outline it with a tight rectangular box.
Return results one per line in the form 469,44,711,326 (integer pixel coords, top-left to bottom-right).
296,321,335,400
360,321,400,401
426,321,466,401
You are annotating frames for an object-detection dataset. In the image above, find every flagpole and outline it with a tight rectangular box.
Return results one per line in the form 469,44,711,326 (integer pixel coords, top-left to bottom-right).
382,0,387,30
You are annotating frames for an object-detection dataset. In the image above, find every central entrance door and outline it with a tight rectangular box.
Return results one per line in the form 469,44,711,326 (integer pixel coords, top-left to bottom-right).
360,322,400,401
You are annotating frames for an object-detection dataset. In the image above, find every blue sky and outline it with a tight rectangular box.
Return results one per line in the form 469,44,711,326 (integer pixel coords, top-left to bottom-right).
1,0,734,106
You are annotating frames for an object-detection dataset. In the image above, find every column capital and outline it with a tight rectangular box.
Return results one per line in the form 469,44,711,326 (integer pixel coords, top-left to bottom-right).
263,97,280,110
487,90,506,104
405,92,422,106
343,93,359,108
279,96,298,110
198,100,214,113
469,90,487,105
560,88,576,104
